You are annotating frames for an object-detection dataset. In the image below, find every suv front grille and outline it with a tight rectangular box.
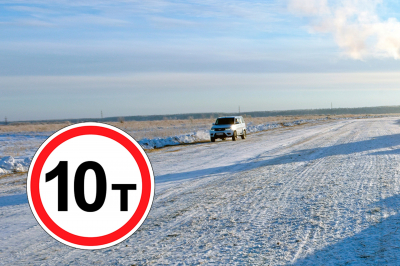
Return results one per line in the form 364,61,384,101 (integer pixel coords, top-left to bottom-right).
215,128,225,131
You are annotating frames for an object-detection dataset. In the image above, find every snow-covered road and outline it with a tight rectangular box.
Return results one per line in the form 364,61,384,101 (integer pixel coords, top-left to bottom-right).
2,117,400,265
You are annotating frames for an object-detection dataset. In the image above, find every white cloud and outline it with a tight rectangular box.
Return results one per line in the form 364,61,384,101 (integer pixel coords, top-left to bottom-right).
149,16,199,28
1,0,281,29
288,0,400,59
288,0,330,16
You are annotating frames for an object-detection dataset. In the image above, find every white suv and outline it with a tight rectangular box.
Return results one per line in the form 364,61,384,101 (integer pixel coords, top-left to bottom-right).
210,116,246,142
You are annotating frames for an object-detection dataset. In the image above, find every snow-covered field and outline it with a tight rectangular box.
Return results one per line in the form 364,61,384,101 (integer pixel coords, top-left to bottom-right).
2,117,400,265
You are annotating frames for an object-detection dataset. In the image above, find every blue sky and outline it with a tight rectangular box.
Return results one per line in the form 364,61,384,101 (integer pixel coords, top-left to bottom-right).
1,0,400,121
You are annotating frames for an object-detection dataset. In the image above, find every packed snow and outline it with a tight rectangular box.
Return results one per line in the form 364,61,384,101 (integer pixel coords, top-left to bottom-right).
1,117,400,264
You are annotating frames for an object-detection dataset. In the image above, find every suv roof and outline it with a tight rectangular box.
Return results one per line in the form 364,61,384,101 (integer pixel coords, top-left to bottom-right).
217,116,243,119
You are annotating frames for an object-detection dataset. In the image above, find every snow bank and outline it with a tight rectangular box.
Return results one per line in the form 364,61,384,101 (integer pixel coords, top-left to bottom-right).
0,156,31,175
246,122,282,133
246,118,328,133
138,130,210,150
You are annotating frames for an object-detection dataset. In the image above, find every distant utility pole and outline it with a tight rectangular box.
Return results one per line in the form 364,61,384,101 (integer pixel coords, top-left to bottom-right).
4,116,7,125
101,110,103,119
331,102,332,109
239,106,240,114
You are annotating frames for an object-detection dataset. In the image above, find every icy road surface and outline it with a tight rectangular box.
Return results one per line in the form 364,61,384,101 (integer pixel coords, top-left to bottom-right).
2,117,400,265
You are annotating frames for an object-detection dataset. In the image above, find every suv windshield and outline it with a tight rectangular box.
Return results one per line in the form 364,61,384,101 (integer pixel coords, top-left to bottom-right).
215,118,234,125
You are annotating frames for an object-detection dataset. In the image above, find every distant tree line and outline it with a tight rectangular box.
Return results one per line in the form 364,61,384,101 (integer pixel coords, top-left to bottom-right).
4,105,400,125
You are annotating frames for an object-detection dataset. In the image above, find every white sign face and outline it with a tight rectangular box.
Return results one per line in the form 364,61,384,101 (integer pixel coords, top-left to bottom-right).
27,122,154,249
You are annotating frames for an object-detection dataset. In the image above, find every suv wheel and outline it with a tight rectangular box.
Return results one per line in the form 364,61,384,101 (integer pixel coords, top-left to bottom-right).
211,137,215,142
232,131,237,141
241,130,246,139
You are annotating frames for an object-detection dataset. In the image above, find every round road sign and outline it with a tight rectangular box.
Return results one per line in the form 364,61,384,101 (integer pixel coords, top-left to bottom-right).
27,122,154,249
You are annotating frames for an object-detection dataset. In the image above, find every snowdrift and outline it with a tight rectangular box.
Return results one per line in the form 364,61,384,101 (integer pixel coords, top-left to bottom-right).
138,130,210,149
0,156,31,175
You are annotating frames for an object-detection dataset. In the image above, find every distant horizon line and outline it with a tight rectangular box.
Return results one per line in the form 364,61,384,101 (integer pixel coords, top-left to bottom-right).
4,104,400,124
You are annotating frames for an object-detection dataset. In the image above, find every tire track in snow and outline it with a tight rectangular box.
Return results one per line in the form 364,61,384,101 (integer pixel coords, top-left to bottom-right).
292,118,400,264
289,121,364,261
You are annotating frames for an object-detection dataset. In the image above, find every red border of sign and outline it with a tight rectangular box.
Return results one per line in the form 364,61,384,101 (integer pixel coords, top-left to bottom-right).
29,126,151,247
